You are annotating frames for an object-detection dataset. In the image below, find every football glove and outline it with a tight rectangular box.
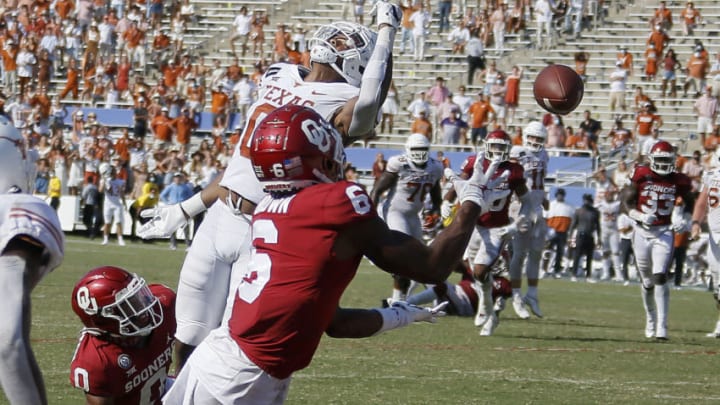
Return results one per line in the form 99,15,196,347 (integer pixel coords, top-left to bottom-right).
629,209,657,226
138,193,207,239
372,0,402,30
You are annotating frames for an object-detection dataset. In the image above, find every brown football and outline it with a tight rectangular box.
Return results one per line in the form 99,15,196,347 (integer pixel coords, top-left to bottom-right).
533,64,584,115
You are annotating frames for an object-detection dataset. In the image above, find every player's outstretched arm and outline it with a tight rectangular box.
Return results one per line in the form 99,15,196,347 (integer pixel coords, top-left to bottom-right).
369,171,397,205
325,302,447,338
137,173,225,239
342,1,401,142
0,248,48,405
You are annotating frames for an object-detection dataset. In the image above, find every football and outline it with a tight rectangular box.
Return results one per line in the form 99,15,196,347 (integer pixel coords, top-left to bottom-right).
533,64,584,115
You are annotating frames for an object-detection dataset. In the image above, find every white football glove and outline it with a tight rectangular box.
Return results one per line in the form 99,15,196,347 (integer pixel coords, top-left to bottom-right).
392,301,448,324
440,200,454,220
498,215,531,238
372,0,402,30
455,155,511,214
629,209,657,226
138,193,207,239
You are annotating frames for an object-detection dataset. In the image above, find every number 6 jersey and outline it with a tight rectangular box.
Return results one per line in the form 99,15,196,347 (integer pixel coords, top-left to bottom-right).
630,164,691,226
229,181,376,380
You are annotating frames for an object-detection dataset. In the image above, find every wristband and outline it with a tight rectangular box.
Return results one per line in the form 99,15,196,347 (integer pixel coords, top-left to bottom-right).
372,306,412,335
179,193,207,219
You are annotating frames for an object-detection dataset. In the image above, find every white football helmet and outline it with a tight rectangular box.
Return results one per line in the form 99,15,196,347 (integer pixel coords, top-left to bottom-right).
308,22,377,87
405,133,431,165
0,116,35,193
523,121,547,153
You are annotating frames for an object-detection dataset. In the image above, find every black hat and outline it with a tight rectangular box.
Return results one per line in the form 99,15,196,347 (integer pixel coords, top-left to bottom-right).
555,188,566,197
582,193,593,202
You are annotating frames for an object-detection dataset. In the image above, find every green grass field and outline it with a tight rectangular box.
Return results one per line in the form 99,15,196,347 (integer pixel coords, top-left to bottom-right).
8,235,720,404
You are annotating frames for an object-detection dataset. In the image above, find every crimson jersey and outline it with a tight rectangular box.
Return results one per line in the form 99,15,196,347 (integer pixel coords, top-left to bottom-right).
229,181,377,379
460,155,525,228
69,285,176,405
631,165,692,226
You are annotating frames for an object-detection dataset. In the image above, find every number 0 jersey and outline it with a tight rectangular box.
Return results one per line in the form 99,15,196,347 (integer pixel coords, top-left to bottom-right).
229,181,376,379
460,155,526,228
631,165,691,226
219,63,360,204
69,285,176,404
382,155,444,215
700,169,720,235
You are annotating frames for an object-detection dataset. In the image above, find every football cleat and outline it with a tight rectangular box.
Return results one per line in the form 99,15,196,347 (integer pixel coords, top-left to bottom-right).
479,313,499,336
645,314,656,339
524,295,543,318
512,294,531,319
655,325,668,341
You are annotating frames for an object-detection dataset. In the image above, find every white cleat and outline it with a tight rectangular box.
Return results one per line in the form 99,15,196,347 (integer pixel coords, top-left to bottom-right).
474,310,489,327
118,238,126,246
655,325,668,341
705,331,720,338
479,313,499,336
645,316,656,339
524,295,543,318
101,238,109,246
512,295,531,319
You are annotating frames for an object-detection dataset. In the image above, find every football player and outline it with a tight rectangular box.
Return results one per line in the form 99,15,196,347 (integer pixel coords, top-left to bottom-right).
164,105,509,404
0,117,64,405
620,140,693,340
69,266,176,403
98,163,127,246
455,129,532,336
596,190,622,281
690,150,720,337
137,5,401,371
507,121,549,319
370,133,444,301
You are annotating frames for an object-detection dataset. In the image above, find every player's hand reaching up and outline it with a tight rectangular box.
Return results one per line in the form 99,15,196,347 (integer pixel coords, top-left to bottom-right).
372,0,402,30
445,154,510,214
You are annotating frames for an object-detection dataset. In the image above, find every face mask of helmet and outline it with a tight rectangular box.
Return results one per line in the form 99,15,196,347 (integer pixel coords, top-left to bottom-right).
308,22,377,87
485,140,509,162
650,154,675,175
100,276,163,336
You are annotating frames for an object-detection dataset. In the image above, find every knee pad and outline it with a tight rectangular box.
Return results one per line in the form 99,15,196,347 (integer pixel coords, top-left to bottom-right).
652,273,667,286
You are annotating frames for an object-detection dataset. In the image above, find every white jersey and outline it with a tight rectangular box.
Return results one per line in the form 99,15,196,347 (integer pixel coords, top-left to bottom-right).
0,194,64,278
511,146,548,211
617,212,634,240
700,169,720,236
383,155,444,215
596,200,621,232
220,63,360,204
103,178,125,206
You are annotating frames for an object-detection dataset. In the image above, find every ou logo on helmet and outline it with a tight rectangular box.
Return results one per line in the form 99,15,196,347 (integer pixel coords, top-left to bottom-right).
76,286,99,315
302,119,336,154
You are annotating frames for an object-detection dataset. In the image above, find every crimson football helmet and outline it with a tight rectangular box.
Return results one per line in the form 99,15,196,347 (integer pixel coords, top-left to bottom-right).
484,130,512,162
308,22,377,87
71,266,163,337
251,104,345,192
522,121,547,153
648,140,676,175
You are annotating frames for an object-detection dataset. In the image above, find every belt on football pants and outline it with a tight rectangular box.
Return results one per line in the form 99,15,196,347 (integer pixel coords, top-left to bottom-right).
220,187,256,216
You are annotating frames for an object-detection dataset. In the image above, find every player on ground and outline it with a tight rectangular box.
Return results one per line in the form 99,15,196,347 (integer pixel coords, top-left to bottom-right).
163,105,509,404
69,267,176,404
620,140,693,340
690,150,720,337
454,129,532,336
0,117,65,405
370,133,444,301
138,3,401,371
507,121,549,319
596,190,623,281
